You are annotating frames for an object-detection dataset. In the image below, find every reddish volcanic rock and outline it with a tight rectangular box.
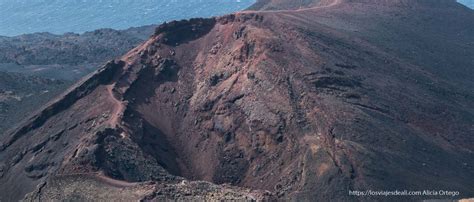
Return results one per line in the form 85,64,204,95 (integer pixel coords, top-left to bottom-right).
1,0,473,201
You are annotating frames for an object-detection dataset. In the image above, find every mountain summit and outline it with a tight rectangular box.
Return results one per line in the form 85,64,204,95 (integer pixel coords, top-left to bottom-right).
1,0,473,201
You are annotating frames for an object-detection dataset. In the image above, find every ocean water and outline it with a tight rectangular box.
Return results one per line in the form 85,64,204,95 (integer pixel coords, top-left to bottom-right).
0,0,472,36
458,0,474,8
0,0,255,36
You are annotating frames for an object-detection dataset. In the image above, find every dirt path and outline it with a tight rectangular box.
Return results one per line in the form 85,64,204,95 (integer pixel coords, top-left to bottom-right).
57,172,139,188
106,84,124,127
95,174,139,188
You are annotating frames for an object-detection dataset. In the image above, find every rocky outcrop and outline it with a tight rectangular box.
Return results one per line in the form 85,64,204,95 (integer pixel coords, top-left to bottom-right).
23,174,275,201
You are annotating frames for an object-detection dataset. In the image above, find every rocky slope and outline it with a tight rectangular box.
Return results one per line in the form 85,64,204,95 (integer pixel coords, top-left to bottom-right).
0,26,155,80
0,26,155,135
0,72,69,133
1,0,473,201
